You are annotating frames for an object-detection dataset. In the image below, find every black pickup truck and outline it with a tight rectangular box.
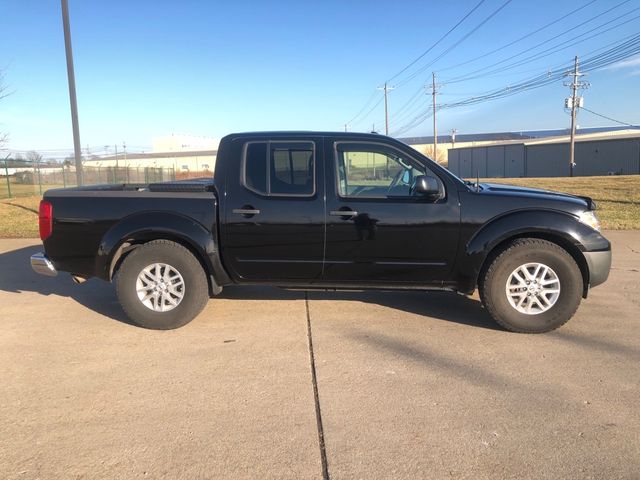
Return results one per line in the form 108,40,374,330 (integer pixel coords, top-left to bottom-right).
31,132,611,333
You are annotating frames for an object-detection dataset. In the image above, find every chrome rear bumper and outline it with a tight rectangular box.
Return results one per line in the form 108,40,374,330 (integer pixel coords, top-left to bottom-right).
30,252,58,277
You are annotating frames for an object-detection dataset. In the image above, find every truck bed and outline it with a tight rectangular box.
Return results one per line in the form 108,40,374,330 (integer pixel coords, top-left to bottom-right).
42,178,218,280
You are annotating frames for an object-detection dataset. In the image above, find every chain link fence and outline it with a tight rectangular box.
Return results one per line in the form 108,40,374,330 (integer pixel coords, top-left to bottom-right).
1,160,182,199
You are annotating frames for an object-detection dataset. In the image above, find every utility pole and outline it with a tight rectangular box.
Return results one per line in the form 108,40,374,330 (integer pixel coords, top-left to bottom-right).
384,83,389,136
344,124,348,132
432,72,438,162
378,83,395,136
114,144,119,183
564,56,588,177
123,141,128,183
451,128,458,149
61,0,83,185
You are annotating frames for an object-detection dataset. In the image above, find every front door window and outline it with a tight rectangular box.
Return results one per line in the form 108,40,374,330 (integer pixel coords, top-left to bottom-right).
336,144,427,198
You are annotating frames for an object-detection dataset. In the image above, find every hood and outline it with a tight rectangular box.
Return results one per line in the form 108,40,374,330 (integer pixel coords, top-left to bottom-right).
479,183,596,210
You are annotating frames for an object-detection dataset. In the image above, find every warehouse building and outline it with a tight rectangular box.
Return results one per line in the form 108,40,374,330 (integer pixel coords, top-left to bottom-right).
401,131,536,165
83,150,217,172
446,129,640,178
78,129,640,178
82,134,218,172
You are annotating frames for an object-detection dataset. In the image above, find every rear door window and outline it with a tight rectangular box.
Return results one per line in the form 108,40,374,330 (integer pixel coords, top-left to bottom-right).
243,141,315,196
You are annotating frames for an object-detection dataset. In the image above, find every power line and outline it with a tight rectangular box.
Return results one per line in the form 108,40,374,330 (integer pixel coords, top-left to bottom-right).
440,34,640,109
391,107,434,137
349,96,384,128
345,90,378,126
389,0,516,136
345,0,488,129
388,84,427,122
348,0,639,135
438,0,599,73
389,95,430,129
396,0,514,88
579,32,640,69
386,0,487,83
390,63,554,128
390,34,640,136
581,107,639,127
440,30,640,99
445,25,640,90
345,0,506,128
443,1,639,84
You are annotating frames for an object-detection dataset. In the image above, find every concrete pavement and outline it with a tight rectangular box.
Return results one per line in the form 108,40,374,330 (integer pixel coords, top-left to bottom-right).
0,232,638,479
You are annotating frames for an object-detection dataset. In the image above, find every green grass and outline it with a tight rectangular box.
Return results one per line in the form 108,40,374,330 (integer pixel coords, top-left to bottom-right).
0,176,638,238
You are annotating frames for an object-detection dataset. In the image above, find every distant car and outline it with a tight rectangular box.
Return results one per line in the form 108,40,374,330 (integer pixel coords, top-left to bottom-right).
31,131,611,333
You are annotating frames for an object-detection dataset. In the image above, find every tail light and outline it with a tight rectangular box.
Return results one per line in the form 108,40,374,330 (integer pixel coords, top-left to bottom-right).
39,200,53,241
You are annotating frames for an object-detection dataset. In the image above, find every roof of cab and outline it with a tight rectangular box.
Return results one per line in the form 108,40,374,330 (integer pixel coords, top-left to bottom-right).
224,131,392,142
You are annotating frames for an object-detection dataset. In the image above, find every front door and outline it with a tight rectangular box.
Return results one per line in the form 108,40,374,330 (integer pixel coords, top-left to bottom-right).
223,137,325,282
323,139,460,285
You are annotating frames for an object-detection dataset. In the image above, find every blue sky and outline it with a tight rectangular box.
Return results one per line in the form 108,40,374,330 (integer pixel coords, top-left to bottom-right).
1,0,639,153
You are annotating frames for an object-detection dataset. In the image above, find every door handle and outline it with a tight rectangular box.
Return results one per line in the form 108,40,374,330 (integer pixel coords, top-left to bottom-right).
233,207,261,216
330,210,358,217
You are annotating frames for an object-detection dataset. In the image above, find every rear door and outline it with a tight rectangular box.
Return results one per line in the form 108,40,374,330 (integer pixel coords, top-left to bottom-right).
222,137,325,282
322,139,460,284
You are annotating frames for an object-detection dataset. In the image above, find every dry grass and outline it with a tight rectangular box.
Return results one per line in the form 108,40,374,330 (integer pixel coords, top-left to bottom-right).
0,195,40,238
481,175,640,230
0,183,68,199
0,176,638,238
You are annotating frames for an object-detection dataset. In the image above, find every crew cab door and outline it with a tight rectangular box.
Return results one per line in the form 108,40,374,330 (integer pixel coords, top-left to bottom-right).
222,137,325,282
322,139,460,284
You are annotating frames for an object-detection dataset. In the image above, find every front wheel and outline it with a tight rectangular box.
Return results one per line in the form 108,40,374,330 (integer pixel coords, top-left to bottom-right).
116,240,209,329
479,238,583,333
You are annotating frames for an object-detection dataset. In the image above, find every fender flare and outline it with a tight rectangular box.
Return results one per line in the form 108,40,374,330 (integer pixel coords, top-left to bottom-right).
95,211,229,290
456,209,610,293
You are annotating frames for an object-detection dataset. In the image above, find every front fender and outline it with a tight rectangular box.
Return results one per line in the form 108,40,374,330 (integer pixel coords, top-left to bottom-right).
455,209,610,292
95,211,219,282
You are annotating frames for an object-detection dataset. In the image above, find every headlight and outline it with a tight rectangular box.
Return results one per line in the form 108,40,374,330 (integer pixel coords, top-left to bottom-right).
578,210,600,231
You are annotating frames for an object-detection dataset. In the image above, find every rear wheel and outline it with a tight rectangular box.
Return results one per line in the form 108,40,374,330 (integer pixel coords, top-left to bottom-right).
479,238,583,333
116,240,208,329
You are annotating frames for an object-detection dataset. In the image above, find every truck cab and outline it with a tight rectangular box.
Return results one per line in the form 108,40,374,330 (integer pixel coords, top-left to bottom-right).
217,133,460,285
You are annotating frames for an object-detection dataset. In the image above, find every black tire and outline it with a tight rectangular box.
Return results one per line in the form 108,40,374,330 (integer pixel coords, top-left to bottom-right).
115,240,208,330
479,238,583,333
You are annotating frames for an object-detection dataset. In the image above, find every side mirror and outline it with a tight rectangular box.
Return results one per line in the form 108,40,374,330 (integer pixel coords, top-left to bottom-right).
411,175,441,196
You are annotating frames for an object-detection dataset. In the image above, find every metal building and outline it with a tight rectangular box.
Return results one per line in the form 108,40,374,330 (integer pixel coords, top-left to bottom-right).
446,130,640,178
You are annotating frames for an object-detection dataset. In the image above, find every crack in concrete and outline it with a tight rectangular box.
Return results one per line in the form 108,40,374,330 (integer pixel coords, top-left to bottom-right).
626,245,640,255
305,293,330,480
611,267,640,273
